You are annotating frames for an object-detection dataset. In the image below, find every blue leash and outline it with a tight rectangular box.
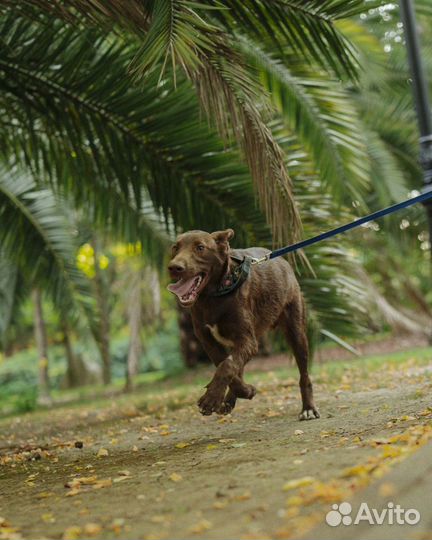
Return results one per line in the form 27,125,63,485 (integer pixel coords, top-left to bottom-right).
251,188,432,265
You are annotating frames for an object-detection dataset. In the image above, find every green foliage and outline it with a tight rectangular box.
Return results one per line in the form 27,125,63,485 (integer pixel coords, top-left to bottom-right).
0,0,430,397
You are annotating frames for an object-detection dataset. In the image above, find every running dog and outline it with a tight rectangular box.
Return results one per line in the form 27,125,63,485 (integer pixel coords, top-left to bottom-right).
167,229,319,420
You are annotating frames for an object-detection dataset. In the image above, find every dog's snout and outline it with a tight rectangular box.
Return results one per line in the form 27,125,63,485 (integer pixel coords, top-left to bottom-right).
168,262,185,274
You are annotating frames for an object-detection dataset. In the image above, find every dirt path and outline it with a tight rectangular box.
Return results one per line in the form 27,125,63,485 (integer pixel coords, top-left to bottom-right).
1,348,431,540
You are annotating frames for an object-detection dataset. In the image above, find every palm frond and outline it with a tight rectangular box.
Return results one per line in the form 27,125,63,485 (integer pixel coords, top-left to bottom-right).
191,49,301,245
0,167,94,322
205,0,363,77
238,36,370,205
0,12,283,244
282,140,369,339
3,0,363,77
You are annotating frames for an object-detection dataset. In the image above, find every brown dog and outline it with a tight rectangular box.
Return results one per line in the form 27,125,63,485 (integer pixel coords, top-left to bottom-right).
167,229,319,420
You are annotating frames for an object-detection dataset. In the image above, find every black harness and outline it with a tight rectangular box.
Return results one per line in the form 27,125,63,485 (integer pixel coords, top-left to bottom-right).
212,255,253,297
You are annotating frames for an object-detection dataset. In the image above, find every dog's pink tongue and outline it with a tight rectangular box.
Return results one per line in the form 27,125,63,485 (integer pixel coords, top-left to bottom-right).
167,276,196,298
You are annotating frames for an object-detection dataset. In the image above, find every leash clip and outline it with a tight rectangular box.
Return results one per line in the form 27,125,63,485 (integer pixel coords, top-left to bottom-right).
250,254,270,266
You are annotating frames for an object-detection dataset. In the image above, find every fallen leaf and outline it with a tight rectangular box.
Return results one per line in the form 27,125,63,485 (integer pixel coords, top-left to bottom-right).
83,523,102,536
92,478,112,490
294,430,304,436
36,491,54,499
381,445,403,458
175,442,190,449
213,500,228,509
108,518,125,534
113,476,129,483
265,410,282,418
65,476,98,489
189,520,212,534
233,491,251,501
169,473,182,483
96,448,109,458
63,526,82,540
283,477,315,491
378,482,396,497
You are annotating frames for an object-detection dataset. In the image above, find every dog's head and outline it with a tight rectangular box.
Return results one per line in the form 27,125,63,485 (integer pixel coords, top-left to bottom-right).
167,229,234,307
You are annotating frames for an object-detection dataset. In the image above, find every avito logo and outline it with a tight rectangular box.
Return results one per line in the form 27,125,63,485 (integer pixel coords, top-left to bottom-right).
326,502,420,527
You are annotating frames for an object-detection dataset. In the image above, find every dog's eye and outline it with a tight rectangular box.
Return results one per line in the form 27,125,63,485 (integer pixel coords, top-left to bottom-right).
172,244,179,254
196,244,205,252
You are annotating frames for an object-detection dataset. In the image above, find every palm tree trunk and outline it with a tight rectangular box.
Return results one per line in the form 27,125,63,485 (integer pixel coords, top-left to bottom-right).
125,271,142,392
92,239,111,385
32,288,51,405
62,320,88,388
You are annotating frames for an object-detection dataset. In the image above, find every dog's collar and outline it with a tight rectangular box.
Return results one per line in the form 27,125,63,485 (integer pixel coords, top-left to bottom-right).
211,255,252,297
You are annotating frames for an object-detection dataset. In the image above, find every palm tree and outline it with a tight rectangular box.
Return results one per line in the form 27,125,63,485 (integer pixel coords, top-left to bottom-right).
3,0,427,383
2,0,372,244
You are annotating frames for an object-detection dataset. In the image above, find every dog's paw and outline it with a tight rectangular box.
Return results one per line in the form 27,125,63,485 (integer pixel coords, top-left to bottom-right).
197,391,224,416
299,407,320,421
245,384,257,400
216,401,234,415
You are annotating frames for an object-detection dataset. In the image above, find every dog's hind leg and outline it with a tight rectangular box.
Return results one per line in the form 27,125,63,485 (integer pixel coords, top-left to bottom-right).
279,297,320,421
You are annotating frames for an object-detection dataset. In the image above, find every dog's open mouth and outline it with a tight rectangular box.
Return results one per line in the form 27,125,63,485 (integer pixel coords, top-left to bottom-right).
167,273,208,306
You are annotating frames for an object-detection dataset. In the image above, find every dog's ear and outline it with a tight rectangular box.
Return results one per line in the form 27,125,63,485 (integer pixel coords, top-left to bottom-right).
211,229,234,252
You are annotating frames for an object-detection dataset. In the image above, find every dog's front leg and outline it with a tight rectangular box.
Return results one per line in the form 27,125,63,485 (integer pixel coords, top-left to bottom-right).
218,370,257,414
198,355,238,415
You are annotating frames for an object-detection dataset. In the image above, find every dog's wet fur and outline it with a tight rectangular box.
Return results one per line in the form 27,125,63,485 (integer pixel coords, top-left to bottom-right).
168,229,319,420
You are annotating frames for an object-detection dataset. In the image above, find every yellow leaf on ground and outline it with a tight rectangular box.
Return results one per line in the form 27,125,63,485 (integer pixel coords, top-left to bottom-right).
97,448,109,457
342,464,373,478
175,442,190,449
381,445,403,458
36,491,54,499
283,476,315,491
92,478,112,489
189,520,212,534
65,489,80,497
83,523,102,537
213,500,228,509
169,473,182,483
63,526,82,540
378,482,396,497
66,476,98,488
286,495,303,506
233,491,251,501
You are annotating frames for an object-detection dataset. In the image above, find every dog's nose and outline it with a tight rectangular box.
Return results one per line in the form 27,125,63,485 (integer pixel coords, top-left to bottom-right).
168,263,185,274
